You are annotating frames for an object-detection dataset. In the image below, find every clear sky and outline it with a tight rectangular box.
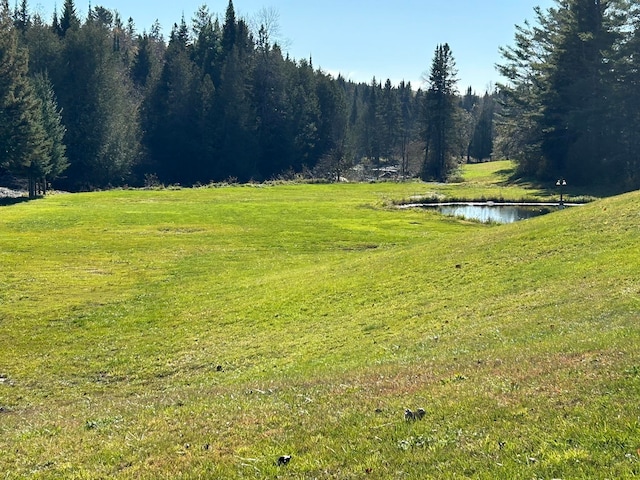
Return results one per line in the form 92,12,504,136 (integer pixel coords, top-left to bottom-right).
32,0,555,93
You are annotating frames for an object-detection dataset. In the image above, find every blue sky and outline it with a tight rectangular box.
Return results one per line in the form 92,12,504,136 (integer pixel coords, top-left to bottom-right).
32,0,555,93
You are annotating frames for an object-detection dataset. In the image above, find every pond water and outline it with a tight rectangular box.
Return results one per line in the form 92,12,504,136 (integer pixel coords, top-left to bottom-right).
417,203,564,224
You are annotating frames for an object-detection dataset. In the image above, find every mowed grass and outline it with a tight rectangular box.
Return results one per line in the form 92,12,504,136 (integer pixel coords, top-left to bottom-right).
0,162,639,478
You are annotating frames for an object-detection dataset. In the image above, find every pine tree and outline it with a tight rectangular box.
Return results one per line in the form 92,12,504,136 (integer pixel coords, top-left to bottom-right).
496,14,547,176
422,43,459,181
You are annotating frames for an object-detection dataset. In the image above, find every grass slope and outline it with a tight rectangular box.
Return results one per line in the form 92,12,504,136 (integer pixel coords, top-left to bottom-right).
1,162,639,478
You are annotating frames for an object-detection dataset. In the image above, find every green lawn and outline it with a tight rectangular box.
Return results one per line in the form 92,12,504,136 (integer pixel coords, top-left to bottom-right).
1,162,639,478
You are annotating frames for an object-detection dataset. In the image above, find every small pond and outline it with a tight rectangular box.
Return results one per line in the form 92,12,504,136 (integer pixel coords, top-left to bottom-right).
408,202,569,224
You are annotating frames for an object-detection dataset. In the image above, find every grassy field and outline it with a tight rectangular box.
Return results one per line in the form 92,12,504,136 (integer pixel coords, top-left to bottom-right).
0,161,639,478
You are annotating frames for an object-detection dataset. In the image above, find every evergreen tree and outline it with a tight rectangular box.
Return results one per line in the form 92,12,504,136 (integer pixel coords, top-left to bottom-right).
315,72,347,162
468,92,494,161
380,78,400,165
459,86,479,162
287,58,320,172
613,1,640,187
0,0,50,196
253,31,291,179
142,20,201,184
214,22,258,181
130,32,154,89
13,0,29,33
362,78,382,174
191,4,221,81
497,0,634,187
51,9,61,37
24,12,62,75
148,19,166,64
52,17,140,189
496,16,546,174
58,0,79,37
89,6,113,27
31,72,68,192
397,80,416,178
461,86,478,113
421,43,459,181
540,0,612,183
221,0,236,55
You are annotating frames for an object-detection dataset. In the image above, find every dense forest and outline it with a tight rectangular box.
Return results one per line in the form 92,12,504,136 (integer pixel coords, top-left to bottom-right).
1,0,639,194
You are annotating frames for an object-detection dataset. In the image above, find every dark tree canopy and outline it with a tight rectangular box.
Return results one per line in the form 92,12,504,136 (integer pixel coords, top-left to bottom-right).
498,0,640,189
17,0,635,192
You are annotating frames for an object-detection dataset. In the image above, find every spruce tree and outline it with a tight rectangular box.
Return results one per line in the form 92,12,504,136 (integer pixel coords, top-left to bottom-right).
221,0,236,54
51,9,61,37
191,4,221,81
287,58,320,172
362,78,382,175
421,43,459,182
13,0,29,33
130,32,152,88
214,26,258,181
316,73,347,160
0,0,50,196
254,30,291,179
380,78,400,166
31,72,68,192
58,0,79,37
142,22,194,183
398,80,415,178
614,1,640,188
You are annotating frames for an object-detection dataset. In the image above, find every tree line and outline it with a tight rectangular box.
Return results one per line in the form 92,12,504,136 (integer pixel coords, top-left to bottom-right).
0,0,500,194
4,0,634,195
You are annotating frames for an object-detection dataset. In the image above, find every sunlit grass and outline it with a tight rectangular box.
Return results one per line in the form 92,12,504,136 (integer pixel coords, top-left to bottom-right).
0,162,639,478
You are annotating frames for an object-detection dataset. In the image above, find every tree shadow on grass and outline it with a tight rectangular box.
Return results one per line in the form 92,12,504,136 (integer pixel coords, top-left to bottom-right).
497,169,627,201
0,196,33,207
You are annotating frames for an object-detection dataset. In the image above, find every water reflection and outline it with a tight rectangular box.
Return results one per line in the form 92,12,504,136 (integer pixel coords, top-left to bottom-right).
421,203,560,224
